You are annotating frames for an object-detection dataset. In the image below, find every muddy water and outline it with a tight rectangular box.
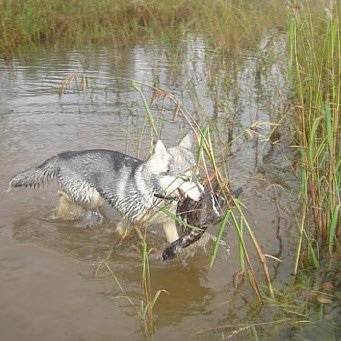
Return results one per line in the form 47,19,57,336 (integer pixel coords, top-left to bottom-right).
0,37,299,340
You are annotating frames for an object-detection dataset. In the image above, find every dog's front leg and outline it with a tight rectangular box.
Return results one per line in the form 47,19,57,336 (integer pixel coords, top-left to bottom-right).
115,219,132,239
162,219,179,243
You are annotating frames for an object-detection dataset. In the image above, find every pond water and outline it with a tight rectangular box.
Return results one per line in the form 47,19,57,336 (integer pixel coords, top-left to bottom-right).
0,36,303,340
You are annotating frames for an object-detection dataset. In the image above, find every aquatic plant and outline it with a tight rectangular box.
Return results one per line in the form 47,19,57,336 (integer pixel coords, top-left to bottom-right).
95,221,167,336
137,80,277,301
288,0,340,272
0,0,287,59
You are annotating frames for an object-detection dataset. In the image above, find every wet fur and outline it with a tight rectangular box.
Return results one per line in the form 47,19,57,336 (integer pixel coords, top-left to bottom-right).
9,135,203,243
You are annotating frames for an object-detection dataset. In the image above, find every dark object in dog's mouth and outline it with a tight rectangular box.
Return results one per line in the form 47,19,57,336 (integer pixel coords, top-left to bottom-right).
162,184,243,261
177,189,186,202
153,192,178,201
153,189,187,202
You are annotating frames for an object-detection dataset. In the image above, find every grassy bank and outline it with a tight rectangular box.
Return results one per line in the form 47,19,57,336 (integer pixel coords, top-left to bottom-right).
288,1,340,271
0,0,287,58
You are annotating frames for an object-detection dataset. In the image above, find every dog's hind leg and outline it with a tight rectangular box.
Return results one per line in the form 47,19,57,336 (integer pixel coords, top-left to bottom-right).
55,190,86,220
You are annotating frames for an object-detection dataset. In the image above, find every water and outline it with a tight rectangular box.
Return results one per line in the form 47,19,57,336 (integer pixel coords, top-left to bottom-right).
0,36,305,340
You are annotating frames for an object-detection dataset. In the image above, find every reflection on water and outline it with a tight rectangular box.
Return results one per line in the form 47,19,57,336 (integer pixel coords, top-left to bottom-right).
0,36,304,340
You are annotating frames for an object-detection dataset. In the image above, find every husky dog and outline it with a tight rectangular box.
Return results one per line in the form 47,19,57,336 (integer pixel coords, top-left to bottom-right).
8,134,204,243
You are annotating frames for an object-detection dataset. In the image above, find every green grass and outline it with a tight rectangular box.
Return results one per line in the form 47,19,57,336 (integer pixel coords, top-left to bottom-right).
0,0,287,59
95,229,167,336
288,0,340,272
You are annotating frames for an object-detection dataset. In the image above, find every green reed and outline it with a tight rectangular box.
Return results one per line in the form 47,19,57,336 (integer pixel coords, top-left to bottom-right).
96,246,166,337
0,0,287,59
131,81,158,137
288,1,340,273
139,236,167,336
196,128,274,300
109,81,278,333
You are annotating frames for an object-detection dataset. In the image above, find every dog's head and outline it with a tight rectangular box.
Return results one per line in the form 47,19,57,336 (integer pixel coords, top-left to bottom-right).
147,134,204,201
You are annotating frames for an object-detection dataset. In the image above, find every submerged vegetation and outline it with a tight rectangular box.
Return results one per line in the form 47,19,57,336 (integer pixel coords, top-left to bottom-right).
1,0,340,337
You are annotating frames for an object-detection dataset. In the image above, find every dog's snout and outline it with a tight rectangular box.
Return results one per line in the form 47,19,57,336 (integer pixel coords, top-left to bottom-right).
199,187,204,199
197,182,205,200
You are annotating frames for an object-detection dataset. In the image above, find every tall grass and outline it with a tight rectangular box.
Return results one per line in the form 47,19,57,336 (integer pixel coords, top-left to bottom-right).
94,81,279,333
196,128,275,299
0,0,287,59
95,222,167,336
139,236,167,336
288,1,340,273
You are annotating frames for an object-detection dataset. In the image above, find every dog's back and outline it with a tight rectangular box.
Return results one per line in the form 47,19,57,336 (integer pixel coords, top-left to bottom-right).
9,149,145,215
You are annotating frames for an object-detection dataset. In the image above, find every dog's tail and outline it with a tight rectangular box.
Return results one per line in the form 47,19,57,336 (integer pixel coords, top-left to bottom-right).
8,156,59,190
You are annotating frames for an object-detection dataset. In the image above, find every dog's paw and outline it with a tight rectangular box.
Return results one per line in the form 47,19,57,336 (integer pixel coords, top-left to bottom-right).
161,245,176,261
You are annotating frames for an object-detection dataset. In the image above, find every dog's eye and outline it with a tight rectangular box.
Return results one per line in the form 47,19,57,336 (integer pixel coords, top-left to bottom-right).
181,175,191,182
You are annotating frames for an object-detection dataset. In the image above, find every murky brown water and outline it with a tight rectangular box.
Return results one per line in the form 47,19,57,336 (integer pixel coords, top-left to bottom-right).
0,36,303,340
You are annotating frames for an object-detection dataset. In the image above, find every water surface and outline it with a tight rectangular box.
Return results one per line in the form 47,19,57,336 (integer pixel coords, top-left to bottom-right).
0,37,301,340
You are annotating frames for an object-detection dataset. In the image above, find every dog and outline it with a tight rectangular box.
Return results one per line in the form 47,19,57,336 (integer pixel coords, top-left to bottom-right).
8,134,204,243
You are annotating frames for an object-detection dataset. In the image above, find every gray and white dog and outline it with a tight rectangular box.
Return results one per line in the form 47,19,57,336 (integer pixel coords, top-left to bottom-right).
8,134,204,243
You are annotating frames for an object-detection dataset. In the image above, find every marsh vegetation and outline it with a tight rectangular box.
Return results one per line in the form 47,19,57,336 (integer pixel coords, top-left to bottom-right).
0,0,340,339
1,0,288,58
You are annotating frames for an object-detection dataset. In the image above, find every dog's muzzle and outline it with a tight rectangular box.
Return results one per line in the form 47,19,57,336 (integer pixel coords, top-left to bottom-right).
177,189,187,202
154,192,178,201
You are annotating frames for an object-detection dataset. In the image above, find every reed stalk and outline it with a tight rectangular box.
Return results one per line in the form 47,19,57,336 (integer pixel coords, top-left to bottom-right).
139,238,167,336
288,0,340,273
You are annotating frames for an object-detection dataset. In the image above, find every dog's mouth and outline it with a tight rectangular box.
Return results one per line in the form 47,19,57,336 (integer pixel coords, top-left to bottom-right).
153,189,193,203
178,189,187,202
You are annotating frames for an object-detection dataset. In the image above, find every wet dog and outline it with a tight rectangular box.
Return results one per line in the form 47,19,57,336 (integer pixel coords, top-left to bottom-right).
8,134,204,243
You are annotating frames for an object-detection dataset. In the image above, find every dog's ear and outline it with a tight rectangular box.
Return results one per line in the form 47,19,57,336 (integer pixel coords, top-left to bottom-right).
152,140,171,172
154,140,167,156
179,133,193,150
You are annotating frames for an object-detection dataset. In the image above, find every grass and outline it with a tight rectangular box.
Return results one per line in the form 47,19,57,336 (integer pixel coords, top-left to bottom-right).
143,83,278,299
0,0,287,59
137,232,168,335
95,224,168,336
90,80,279,334
196,128,275,299
288,0,340,272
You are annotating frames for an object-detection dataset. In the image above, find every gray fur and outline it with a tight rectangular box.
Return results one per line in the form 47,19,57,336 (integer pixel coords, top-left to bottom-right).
9,156,59,189
8,135,204,242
